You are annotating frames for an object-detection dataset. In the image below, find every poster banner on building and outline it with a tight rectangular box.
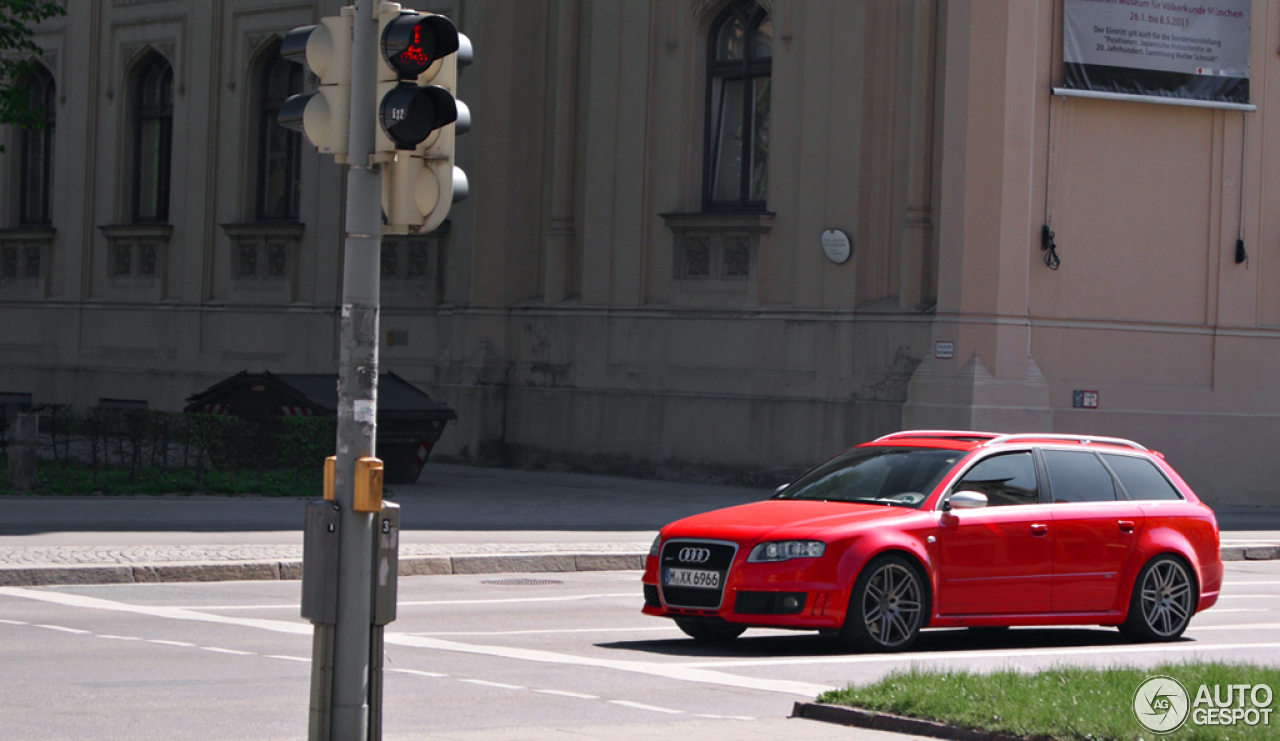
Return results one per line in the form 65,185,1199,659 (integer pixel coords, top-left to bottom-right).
1062,0,1250,106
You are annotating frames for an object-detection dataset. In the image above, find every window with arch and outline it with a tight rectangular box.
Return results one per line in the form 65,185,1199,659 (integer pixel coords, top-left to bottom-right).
19,64,55,227
133,54,174,224
257,44,303,222
704,0,771,211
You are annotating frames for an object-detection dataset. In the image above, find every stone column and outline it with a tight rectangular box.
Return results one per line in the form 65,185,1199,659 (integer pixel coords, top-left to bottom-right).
7,413,38,491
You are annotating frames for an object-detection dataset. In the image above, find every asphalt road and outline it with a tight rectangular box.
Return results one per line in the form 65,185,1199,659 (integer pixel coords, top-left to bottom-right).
3,561,1279,740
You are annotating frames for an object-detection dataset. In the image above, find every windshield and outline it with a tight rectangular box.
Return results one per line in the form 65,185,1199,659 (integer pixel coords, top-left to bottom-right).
775,446,963,508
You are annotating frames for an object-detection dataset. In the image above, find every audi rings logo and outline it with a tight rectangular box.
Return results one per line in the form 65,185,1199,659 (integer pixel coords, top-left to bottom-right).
678,547,711,564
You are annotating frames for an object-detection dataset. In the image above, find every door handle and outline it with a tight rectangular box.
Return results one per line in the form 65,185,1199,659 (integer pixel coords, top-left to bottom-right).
1030,523,1048,536
1118,520,1135,533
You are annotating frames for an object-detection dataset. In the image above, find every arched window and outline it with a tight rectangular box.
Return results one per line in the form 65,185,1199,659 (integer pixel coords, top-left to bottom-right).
705,1,771,211
133,54,173,223
257,46,303,222
19,65,55,226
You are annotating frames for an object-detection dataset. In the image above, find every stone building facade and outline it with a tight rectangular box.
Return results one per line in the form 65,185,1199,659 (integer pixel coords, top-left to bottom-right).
2,0,1279,506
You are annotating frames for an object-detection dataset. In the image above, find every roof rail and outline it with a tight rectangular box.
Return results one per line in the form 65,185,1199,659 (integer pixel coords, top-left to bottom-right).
984,433,1147,451
874,430,1000,442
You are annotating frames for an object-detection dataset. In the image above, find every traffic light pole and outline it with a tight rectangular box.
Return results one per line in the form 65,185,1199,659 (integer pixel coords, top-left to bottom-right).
327,0,382,739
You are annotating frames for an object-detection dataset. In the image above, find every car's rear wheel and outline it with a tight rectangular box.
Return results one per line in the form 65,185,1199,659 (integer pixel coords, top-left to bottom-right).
674,618,746,642
1120,554,1196,642
838,554,928,652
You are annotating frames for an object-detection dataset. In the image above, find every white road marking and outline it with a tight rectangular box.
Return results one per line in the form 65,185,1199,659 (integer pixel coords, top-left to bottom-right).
172,593,640,611
0,588,312,637
33,624,90,634
397,594,638,607
1216,595,1276,599
265,655,310,663
1221,580,1280,585
0,619,28,625
169,604,297,611
459,679,525,690
609,700,683,714
0,586,833,697
1188,623,1280,632
406,626,678,637
1201,608,1269,613
695,714,756,721
97,635,141,641
383,632,833,697
678,640,1280,669
387,668,448,678
200,646,255,656
147,640,196,647
533,689,598,700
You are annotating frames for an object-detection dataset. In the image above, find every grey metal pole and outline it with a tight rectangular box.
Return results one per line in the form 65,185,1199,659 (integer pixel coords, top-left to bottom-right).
330,0,382,738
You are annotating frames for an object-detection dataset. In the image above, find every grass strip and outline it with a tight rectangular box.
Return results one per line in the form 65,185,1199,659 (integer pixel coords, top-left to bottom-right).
0,454,321,496
818,661,1279,741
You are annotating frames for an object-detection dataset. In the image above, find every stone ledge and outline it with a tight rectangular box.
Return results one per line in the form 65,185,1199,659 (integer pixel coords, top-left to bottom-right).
0,551,650,587
793,702,1032,741
400,556,452,576
451,554,577,575
1245,545,1280,560
576,553,645,571
0,565,135,587
1218,545,1280,561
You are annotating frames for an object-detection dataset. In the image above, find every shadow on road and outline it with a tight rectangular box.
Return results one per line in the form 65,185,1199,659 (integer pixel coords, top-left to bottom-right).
598,626,1155,659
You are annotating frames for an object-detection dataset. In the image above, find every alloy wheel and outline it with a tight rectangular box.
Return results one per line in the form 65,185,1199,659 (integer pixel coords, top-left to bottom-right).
861,561,923,648
1140,558,1193,638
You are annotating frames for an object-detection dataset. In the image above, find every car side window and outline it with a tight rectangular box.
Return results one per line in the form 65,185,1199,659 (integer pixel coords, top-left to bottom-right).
953,452,1038,506
1102,454,1183,501
1042,450,1118,503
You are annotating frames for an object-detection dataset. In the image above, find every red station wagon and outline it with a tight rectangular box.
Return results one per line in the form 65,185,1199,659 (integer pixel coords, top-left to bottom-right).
642,431,1222,651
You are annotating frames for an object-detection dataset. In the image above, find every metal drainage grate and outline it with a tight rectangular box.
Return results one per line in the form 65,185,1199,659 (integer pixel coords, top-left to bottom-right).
482,578,565,586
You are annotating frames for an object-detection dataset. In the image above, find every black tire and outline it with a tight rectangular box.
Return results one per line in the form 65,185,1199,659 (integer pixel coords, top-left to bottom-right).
674,618,746,642
838,554,930,652
1119,555,1196,642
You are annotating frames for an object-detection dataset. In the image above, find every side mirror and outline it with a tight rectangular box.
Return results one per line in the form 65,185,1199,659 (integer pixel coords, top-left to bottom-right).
946,490,989,510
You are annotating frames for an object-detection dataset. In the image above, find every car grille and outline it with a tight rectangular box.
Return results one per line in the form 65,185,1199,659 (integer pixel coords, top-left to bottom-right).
658,540,736,609
643,584,660,608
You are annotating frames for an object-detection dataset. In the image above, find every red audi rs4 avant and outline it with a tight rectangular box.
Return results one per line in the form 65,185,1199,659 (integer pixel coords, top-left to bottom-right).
642,431,1222,651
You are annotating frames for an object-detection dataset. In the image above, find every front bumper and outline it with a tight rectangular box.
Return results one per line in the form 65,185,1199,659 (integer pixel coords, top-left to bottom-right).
642,550,848,630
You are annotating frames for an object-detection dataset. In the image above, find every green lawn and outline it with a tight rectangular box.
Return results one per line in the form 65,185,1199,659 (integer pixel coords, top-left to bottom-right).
0,454,321,497
818,662,1279,741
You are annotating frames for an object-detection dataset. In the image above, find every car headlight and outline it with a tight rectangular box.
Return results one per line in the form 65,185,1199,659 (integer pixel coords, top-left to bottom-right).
747,540,825,562
649,534,661,557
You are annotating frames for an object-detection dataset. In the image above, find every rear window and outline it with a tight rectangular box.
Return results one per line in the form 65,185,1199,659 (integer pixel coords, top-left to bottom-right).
1043,450,1118,503
1102,454,1183,501
777,446,962,509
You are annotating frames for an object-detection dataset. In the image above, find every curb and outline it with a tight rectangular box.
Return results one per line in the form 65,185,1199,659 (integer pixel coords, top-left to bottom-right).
0,552,648,587
792,702,1034,741
2,546,1275,587
1220,544,1280,561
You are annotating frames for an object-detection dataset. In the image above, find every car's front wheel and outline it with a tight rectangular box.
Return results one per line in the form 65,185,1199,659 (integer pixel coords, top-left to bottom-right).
1120,554,1196,642
674,618,746,642
838,554,928,652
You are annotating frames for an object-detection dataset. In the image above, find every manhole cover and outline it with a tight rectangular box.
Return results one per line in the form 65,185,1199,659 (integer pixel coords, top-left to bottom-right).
481,578,565,586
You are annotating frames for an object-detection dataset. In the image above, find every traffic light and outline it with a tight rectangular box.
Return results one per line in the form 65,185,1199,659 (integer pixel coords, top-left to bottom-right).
278,8,354,161
375,4,471,234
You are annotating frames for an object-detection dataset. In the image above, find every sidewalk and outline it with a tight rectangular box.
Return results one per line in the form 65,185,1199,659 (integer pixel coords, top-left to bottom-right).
0,463,1277,587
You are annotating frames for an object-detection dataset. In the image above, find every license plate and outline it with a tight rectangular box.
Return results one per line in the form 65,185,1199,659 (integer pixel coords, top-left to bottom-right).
666,568,720,589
